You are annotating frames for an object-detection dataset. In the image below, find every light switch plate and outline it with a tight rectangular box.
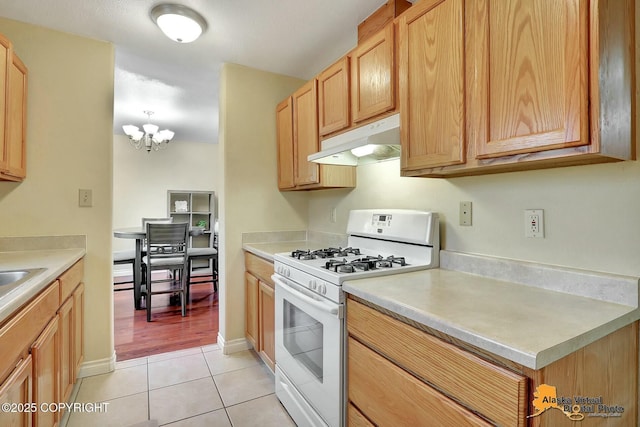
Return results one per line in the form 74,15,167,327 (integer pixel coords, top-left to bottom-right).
79,189,92,207
459,201,472,226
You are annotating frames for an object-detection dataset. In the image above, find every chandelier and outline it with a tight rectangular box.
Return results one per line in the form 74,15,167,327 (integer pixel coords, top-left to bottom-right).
122,111,175,152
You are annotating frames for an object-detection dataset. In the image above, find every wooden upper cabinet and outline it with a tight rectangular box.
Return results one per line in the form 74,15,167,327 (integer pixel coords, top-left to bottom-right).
0,34,9,176
351,24,395,123
398,0,465,171
4,52,27,179
472,0,588,159
276,97,295,190
0,33,27,182
318,57,350,136
292,79,320,186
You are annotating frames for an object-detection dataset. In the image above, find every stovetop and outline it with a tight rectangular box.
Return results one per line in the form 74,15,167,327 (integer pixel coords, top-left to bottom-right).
274,242,438,286
272,209,440,303
289,247,409,273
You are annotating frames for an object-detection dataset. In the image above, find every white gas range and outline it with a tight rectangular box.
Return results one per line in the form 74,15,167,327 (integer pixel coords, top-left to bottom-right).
273,209,440,427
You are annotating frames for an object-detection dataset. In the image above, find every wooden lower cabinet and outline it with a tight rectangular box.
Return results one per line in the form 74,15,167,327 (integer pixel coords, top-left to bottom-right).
349,337,491,426
31,318,59,427
58,282,83,407
58,297,73,405
72,283,84,377
347,402,374,427
244,252,276,371
245,272,259,349
0,259,85,427
347,297,639,427
0,355,33,427
258,281,275,371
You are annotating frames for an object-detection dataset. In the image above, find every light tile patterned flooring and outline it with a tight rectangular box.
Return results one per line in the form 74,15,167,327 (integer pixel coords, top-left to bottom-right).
63,345,296,427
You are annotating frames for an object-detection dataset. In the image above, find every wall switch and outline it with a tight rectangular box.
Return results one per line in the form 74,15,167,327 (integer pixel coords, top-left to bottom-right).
79,189,92,207
459,201,472,226
330,207,337,223
525,209,544,238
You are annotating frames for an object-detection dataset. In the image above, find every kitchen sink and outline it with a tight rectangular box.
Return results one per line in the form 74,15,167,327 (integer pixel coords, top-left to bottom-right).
0,268,45,287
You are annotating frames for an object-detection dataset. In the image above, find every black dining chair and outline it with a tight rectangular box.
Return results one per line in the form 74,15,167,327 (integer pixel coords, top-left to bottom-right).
112,249,136,291
186,247,218,301
141,222,189,322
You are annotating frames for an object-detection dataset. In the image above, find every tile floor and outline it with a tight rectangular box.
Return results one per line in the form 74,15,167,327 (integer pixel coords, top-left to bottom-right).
63,345,296,427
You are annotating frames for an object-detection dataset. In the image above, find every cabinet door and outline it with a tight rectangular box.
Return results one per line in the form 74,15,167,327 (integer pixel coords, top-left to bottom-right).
292,79,319,186
472,0,588,158
245,272,259,349
58,297,74,404
276,97,295,189
0,34,8,174
73,283,84,377
318,57,350,136
0,355,33,427
31,317,59,427
4,51,27,179
258,281,275,371
351,24,394,123
399,0,465,171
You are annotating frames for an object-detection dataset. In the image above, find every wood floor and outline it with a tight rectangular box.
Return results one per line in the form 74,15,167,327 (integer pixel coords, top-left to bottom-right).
114,274,219,361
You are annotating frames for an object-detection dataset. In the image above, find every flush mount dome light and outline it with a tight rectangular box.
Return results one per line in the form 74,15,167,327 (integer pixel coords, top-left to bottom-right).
150,4,208,43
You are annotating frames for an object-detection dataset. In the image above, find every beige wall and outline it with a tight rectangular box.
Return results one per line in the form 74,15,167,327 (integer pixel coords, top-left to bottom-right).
309,151,640,278
0,19,114,362
218,63,307,344
112,134,220,252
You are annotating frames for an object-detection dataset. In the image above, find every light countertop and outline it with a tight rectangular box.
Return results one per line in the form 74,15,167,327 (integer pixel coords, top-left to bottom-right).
242,230,348,261
0,236,86,324
243,241,329,261
343,251,639,370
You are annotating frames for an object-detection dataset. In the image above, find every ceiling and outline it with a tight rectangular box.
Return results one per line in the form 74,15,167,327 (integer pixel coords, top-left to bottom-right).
0,0,391,144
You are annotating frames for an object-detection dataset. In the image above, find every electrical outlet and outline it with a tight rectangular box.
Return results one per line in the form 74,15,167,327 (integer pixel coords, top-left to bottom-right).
79,189,92,207
459,201,472,226
525,209,544,238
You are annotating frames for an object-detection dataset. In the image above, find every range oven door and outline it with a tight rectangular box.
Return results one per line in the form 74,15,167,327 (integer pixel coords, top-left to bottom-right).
273,273,344,427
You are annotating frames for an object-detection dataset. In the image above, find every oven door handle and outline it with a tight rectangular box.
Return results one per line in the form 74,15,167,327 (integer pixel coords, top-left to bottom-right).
272,274,341,316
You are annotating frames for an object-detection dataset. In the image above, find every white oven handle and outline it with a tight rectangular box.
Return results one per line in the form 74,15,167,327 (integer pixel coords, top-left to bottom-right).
272,274,340,316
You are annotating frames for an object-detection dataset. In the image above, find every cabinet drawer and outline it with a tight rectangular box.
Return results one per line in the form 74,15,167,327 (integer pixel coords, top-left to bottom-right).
0,280,59,383
244,253,274,286
347,402,374,427
347,299,527,427
59,259,83,302
349,337,492,426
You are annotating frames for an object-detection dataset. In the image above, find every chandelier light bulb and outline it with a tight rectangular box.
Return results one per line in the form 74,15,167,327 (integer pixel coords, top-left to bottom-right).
123,110,174,153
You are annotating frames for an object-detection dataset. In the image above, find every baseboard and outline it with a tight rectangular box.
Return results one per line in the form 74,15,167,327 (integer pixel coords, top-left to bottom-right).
77,350,116,378
217,332,250,355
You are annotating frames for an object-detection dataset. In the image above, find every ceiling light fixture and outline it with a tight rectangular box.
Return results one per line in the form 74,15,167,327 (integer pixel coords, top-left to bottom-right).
123,110,175,153
150,4,208,43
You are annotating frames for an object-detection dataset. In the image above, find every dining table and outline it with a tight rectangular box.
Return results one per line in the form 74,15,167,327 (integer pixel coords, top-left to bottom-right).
113,225,204,309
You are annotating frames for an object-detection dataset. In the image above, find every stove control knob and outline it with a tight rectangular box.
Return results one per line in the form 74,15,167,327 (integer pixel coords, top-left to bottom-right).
320,284,326,295
284,268,290,277
309,280,317,290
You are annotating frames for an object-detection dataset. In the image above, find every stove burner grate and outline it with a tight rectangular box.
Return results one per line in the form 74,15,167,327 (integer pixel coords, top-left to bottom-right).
324,255,408,273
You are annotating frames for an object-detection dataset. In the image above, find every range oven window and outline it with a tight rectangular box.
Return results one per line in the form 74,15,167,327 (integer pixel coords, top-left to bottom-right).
283,300,324,382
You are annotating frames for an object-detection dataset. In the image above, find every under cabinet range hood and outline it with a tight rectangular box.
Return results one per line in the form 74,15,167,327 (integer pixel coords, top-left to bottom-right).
308,113,400,166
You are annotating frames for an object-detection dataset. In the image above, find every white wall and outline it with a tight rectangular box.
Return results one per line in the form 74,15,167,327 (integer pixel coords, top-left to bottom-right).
112,134,220,252
0,18,114,364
